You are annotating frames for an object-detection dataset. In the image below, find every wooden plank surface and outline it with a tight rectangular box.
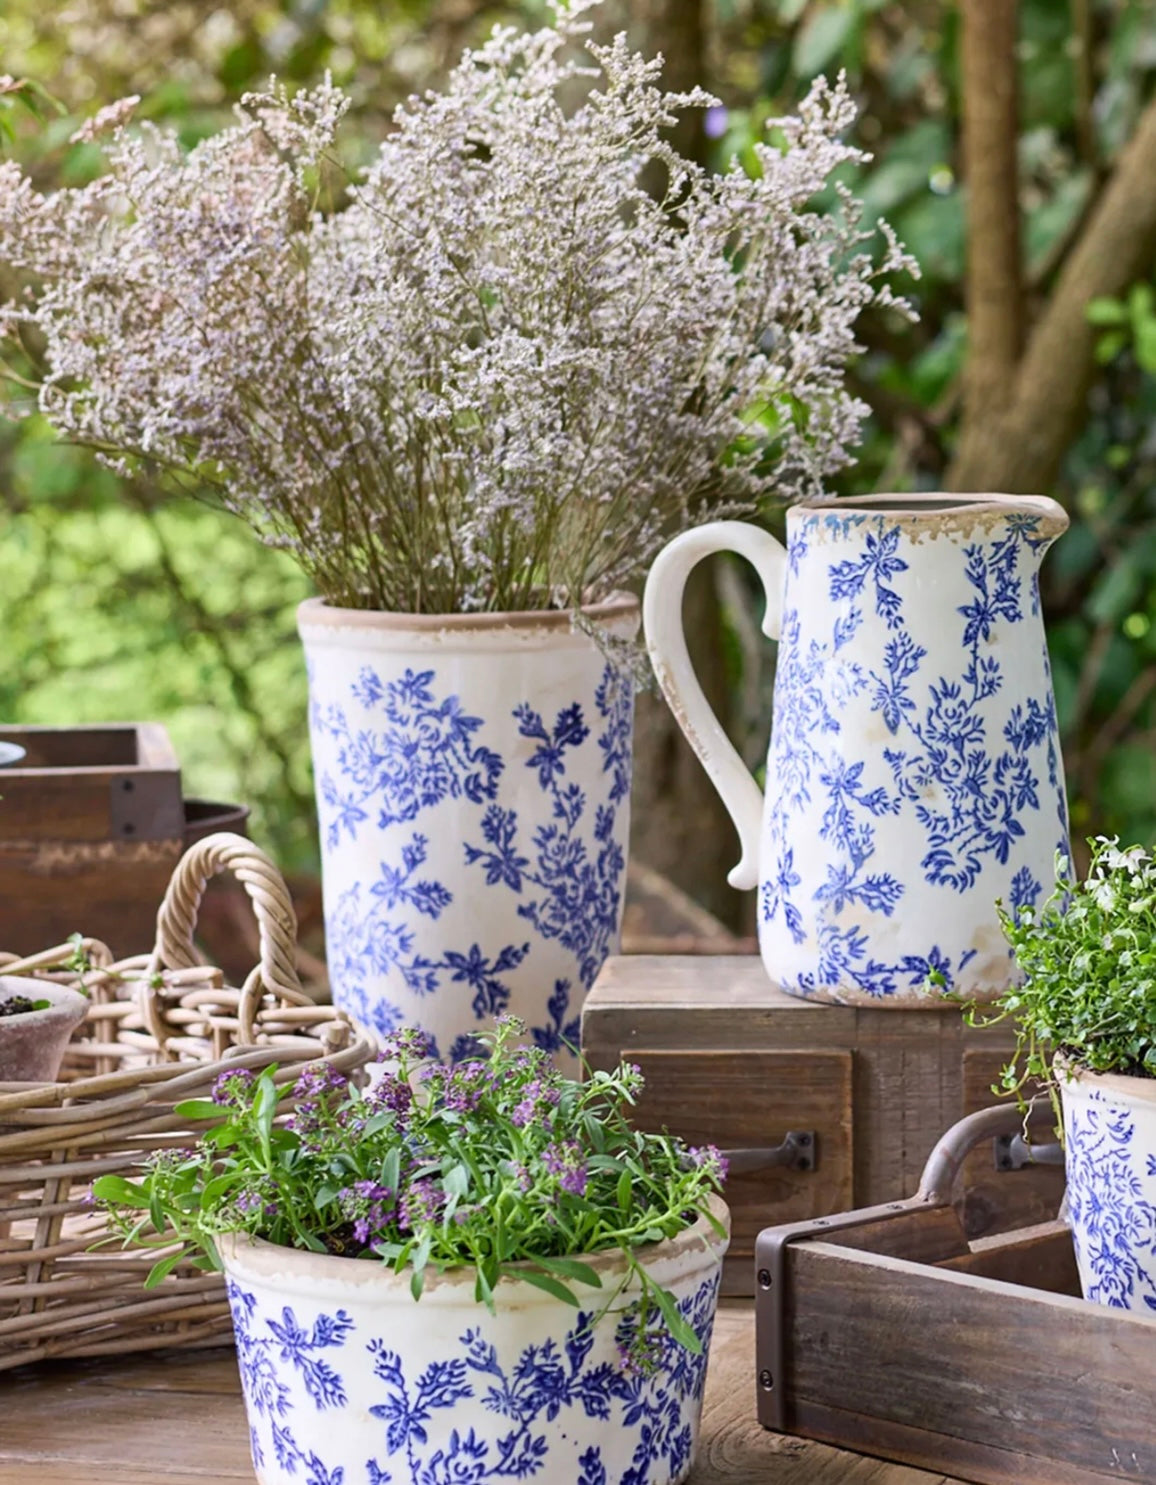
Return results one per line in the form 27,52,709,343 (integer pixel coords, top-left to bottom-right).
0,1303,963,1483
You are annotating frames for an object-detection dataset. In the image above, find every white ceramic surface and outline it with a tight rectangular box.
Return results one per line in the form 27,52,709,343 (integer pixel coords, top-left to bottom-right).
299,598,638,1064
220,1197,729,1485
643,496,1071,1006
1059,1060,1156,1313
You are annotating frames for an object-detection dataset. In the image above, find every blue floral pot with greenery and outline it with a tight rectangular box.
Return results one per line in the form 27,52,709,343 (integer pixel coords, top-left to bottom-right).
96,1022,731,1485
999,837,1156,1312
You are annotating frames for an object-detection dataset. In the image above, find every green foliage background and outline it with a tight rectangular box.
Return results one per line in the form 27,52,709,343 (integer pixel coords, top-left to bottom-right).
2,0,1155,874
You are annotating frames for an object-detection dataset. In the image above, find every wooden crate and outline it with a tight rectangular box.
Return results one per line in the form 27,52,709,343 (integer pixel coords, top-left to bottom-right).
0,723,185,957
752,1103,1147,1485
581,955,1064,1293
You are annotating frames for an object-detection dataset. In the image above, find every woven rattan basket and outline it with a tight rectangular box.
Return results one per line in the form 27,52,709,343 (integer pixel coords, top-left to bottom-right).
0,832,374,1369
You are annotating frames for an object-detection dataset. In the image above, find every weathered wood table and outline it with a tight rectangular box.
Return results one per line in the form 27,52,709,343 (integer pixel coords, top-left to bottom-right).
0,1305,965,1484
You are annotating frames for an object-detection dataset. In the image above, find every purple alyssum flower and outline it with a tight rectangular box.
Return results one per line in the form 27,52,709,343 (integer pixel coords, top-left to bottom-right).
211,1067,256,1107
541,1140,588,1197
398,1178,445,1232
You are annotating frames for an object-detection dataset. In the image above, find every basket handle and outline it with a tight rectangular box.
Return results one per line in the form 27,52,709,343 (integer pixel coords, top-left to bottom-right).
141,831,310,1049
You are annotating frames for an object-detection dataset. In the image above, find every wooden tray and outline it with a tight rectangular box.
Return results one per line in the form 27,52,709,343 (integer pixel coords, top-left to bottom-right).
755,1102,1156,1485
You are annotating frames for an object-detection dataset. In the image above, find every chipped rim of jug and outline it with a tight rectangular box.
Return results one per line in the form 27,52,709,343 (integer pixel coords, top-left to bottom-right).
794,491,1069,540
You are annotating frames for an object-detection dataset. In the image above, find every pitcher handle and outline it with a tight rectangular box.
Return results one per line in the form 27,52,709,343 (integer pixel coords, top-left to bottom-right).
643,520,788,892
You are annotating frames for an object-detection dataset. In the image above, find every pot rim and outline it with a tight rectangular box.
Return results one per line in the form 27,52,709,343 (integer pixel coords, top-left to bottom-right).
1054,1051,1156,1106
0,977,89,1022
297,591,639,636
793,491,1069,537
217,1194,730,1305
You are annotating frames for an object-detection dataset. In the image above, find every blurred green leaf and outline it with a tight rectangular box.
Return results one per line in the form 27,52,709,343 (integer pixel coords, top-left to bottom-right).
1087,298,1130,328
793,4,856,78
1088,555,1144,627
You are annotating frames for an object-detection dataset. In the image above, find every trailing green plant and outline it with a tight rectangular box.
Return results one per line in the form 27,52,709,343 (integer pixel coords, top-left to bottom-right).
994,836,1156,1107
94,1018,727,1367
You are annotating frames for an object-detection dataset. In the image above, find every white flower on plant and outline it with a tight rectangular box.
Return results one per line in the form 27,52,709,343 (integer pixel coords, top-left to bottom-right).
1091,879,1118,912
0,0,916,616
1098,837,1148,875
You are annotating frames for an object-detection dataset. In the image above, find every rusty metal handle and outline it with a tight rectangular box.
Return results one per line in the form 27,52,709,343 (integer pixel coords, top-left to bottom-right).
723,1130,816,1177
918,1100,1058,1204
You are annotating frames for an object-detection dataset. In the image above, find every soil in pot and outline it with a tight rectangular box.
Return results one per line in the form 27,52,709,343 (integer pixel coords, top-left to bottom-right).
0,977,89,1082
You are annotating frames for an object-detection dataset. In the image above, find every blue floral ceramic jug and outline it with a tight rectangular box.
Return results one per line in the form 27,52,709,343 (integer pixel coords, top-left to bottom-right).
643,494,1071,1005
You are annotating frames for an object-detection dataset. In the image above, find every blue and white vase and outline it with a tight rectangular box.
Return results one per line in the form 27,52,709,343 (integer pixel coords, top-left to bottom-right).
218,1198,729,1485
299,597,637,1063
644,494,1071,1006
1059,1060,1156,1313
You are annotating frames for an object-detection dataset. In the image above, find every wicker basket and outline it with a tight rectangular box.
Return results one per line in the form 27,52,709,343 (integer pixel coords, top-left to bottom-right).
0,832,374,1369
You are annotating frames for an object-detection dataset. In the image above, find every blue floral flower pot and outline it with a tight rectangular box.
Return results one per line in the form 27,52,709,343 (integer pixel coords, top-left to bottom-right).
218,1197,729,1485
644,495,1071,1005
1059,1061,1156,1313
299,597,637,1064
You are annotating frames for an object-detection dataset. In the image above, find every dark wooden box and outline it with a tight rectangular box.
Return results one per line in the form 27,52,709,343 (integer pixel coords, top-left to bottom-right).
0,723,185,957
581,956,1063,1294
753,1103,1145,1485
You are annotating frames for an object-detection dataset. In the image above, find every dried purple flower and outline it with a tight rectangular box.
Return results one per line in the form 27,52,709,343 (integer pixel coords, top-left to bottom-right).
0,19,913,619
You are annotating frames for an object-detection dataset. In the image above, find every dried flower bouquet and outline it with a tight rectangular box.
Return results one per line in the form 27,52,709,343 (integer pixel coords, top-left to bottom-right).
0,1,913,615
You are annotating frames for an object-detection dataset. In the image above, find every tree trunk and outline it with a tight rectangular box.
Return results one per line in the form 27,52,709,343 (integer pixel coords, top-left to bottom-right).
617,0,750,931
951,0,1024,486
948,91,1156,494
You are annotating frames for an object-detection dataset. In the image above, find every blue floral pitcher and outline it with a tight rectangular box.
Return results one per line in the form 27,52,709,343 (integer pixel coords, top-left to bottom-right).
643,494,1071,1005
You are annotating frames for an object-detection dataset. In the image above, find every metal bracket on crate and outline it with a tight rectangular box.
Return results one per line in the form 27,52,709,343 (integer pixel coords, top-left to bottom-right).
723,1130,817,1177
994,1131,1065,1171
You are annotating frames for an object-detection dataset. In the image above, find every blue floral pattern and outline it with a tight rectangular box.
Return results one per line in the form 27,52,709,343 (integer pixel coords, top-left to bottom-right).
760,507,1068,1001
227,1269,719,1485
1064,1091,1156,1311
307,649,632,1061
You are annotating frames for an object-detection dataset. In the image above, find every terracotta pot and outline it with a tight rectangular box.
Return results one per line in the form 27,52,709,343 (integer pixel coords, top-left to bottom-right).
219,1195,729,1485
0,976,89,1083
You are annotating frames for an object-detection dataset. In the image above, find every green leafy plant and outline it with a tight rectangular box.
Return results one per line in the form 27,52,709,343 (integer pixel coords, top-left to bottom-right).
1088,284,1156,373
94,1018,727,1366
994,836,1156,1107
